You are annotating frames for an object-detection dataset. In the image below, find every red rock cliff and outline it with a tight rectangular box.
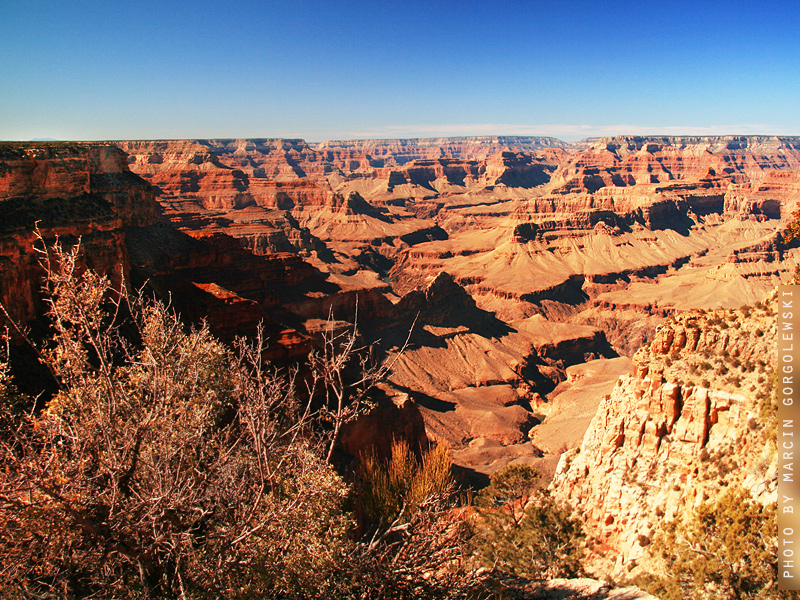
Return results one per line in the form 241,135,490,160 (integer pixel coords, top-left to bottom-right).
0,143,159,326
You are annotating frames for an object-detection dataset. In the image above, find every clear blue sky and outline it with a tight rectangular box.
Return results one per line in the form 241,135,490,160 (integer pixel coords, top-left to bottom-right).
2,0,799,142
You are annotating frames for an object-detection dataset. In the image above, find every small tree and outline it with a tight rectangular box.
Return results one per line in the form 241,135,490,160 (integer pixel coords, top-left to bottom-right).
476,464,541,511
471,464,584,580
644,486,781,600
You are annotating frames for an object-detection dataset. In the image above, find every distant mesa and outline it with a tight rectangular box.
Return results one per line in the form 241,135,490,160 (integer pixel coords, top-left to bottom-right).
0,134,798,483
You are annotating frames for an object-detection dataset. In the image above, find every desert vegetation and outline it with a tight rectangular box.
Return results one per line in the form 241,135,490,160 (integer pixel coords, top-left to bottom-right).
638,486,782,600
0,239,482,599
1,134,797,598
470,464,585,582
0,238,604,599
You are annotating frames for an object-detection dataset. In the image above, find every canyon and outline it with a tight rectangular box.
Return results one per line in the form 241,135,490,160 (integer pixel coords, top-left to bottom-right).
0,135,797,581
112,135,798,476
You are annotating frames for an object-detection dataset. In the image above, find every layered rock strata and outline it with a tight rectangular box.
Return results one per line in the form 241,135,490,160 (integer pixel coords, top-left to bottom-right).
113,136,800,479
314,136,570,164
3,136,800,480
551,297,778,577
380,273,617,477
0,143,160,326
115,137,800,328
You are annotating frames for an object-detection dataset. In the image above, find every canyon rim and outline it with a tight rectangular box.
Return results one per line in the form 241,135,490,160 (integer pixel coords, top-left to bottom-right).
0,134,795,596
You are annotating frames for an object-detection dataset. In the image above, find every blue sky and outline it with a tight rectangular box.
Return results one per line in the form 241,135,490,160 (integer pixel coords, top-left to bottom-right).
1,0,799,142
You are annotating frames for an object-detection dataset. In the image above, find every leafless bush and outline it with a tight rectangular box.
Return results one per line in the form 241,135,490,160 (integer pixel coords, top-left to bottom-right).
306,307,415,462
0,237,478,599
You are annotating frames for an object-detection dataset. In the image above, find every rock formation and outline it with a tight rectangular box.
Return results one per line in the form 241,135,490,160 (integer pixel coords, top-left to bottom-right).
0,142,159,326
378,273,617,479
314,136,570,164
2,135,799,481
551,297,778,578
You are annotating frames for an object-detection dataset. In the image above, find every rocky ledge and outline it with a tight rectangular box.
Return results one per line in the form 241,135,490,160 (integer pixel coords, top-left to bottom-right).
551,295,778,578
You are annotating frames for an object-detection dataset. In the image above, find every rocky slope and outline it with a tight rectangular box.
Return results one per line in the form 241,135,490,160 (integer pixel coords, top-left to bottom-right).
0,142,160,327
376,273,617,480
2,136,799,482
551,296,778,578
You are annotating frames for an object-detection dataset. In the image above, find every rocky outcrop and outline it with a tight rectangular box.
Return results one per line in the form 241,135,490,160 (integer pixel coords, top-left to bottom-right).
483,151,559,189
339,388,430,461
551,297,778,577
125,224,326,353
497,577,657,599
117,139,340,211
726,168,800,218
0,143,160,326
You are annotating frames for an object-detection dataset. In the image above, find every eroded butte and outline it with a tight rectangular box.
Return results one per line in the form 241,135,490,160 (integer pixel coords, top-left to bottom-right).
1,136,798,478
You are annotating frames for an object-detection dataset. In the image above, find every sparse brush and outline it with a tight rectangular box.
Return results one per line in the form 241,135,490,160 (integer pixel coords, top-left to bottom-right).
470,464,584,581
642,486,779,600
361,439,453,525
0,237,476,600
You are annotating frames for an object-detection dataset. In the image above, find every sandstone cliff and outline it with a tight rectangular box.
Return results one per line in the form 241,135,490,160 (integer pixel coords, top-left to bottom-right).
551,295,778,578
0,143,160,326
314,136,570,164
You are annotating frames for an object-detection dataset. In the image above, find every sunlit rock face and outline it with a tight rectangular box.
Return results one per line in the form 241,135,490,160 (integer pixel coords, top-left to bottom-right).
551,298,778,577
2,136,798,478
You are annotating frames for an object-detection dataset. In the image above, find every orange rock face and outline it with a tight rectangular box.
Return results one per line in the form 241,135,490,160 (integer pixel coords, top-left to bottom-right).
3,136,800,479
0,143,160,326
551,299,778,577
314,136,570,164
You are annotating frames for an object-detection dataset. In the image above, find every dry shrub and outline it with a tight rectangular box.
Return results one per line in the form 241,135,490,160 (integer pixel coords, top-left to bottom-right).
361,439,452,525
0,238,480,599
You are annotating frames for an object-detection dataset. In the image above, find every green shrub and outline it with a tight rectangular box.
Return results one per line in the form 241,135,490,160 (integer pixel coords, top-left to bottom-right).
475,464,541,508
470,465,584,580
642,486,781,600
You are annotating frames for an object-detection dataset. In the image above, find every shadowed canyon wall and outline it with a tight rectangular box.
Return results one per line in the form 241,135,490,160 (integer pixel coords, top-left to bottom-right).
1,136,798,489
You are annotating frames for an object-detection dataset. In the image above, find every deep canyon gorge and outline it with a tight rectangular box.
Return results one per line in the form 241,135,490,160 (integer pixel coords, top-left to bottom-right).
0,134,796,583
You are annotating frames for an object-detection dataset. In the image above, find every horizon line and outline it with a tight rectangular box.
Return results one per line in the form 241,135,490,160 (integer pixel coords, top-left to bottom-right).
8,132,800,145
